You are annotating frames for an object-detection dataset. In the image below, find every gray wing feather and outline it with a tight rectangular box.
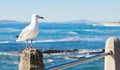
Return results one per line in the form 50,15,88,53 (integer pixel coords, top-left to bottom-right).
18,26,30,38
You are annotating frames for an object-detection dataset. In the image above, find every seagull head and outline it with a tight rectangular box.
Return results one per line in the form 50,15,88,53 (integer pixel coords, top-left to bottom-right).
32,14,44,19
36,15,44,19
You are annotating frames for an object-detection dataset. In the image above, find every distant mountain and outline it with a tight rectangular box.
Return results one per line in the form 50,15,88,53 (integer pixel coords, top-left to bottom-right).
64,19,96,24
0,19,97,24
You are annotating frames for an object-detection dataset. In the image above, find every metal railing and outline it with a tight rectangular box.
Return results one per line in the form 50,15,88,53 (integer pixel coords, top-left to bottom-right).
45,51,112,70
18,37,120,70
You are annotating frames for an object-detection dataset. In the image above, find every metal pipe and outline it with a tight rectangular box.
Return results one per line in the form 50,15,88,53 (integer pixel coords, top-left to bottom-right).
46,51,112,70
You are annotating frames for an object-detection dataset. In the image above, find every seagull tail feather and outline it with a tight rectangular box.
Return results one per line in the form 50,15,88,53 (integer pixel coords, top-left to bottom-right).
16,38,25,42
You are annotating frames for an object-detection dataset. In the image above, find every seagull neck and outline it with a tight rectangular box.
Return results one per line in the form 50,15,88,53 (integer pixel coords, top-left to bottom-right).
30,18,38,26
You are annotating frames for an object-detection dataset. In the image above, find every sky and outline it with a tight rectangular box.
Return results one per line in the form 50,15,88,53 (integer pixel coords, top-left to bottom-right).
0,0,120,22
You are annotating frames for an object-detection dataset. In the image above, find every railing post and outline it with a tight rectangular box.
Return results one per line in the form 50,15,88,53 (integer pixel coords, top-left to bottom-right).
105,37,120,70
19,47,44,70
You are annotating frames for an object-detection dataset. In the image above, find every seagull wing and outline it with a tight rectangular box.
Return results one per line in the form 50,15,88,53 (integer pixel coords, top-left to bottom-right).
18,26,30,39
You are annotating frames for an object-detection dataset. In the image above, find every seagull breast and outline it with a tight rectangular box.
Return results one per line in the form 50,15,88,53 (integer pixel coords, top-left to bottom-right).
27,24,39,39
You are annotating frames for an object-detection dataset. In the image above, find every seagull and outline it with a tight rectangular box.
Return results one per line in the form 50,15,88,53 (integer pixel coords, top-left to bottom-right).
16,14,44,48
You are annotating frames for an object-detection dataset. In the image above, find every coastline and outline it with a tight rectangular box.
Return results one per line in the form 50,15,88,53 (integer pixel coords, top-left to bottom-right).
102,22,120,26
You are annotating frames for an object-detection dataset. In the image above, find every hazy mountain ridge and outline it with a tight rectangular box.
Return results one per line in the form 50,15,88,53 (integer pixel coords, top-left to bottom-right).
0,19,97,24
63,19,96,24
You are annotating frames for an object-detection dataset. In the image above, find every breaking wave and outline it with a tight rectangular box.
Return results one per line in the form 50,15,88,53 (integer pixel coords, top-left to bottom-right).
0,36,103,44
41,29,61,33
68,31,78,35
1,61,19,65
0,52,20,56
0,41,11,44
34,36,103,43
0,28,20,32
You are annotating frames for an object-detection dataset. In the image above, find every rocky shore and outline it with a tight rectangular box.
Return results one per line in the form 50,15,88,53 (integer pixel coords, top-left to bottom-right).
17,49,104,55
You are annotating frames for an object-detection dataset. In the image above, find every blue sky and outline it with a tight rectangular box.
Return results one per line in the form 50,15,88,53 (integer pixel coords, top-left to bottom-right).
0,0,120,22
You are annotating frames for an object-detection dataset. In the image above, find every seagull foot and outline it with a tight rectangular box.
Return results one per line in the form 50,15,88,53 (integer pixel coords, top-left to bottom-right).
30,46,33,48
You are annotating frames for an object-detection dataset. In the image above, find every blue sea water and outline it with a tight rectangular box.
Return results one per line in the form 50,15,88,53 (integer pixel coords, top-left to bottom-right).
0,22,120,70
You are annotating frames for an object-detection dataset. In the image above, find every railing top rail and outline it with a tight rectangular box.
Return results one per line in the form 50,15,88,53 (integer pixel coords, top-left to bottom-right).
46,51,112,70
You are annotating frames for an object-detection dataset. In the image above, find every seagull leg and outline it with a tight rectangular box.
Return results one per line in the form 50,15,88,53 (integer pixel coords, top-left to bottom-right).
26,40,28,48
30,39,33,48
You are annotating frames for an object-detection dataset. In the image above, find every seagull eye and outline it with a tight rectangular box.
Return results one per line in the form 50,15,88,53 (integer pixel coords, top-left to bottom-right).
36,15,39,17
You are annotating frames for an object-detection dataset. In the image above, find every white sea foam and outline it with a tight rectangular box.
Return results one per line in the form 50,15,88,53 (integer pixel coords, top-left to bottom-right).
83,29,120,34
83,29,103,33
90,22,120,26
41,29,60,33
64,56,77,60
92,23,103,26
2,61,19,65
0,36,103,44
0,52,19,56
34,36,80,43
47,59,54,63
0,28,20,32
78,49,103,54
43,49,103,60
0,41,10,44
80,37,103,41
12,61,19,65
64,55,86,60
34,36,103,43
42,30,78,35
68,31,78,35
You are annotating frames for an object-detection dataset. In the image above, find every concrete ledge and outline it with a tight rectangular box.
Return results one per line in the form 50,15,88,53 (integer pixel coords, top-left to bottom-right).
19,47,44,70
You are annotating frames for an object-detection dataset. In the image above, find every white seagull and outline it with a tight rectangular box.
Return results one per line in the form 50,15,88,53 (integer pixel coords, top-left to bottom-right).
16,14,44,48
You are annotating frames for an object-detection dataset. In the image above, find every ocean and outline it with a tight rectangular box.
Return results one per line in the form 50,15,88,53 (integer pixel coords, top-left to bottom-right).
0,22,120,70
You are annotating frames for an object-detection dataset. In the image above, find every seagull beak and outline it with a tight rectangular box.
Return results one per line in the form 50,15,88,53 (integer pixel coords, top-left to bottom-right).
38,16,44,19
